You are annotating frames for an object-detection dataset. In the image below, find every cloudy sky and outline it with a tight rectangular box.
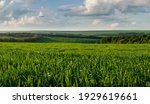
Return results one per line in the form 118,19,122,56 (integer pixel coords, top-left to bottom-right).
0,0,150,30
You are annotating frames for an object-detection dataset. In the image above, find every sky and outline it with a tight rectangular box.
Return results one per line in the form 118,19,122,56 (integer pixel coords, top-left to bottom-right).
0,0,150,31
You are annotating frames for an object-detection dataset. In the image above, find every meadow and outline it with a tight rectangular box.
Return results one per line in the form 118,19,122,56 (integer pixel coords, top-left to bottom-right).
0,43,150,87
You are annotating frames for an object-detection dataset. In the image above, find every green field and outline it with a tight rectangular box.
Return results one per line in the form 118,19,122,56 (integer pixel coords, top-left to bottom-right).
0,43,150,87
1,31,150,43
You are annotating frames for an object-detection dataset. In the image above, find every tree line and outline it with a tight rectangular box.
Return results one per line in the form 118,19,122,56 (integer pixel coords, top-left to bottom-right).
97,35,150,44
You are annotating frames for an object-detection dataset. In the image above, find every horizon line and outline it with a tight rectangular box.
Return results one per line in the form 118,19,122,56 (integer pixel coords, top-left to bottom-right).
0,29,150,32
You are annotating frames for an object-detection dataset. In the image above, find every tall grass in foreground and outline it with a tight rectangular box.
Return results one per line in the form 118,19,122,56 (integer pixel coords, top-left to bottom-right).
0,43,150,87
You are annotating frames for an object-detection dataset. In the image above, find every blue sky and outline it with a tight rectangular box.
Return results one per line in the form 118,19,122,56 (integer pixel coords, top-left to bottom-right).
0,0,150,30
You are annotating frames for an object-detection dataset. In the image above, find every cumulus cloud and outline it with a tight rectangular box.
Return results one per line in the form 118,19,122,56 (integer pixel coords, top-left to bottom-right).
0,0,38,9
0,0,5,8
38,11,44,17
2,16,39,26
131,21,137,25
0,0,50,28
0,0,149,30
0,0,33,18
92,19,102,26
62,0,150,16
110,22,119,29
0,0,12,10
57,0,150,29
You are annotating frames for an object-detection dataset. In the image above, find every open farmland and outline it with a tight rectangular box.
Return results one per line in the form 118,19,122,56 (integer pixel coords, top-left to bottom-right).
0,31,150,43
0,43,150,87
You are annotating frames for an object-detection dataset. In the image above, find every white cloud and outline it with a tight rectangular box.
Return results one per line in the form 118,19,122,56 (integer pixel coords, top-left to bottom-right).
131,21,137,25
0,0,149,30
110,22,119,29
2,16,42,27
0,0,6,8
81,0,117,15
38,11,44,17
70,0,150,16
58,0,150,29
0,0,49,27
92,19,102,26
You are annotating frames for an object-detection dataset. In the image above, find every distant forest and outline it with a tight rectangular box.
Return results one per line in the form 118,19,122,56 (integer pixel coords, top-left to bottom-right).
0,31,150,43
98,35,150,44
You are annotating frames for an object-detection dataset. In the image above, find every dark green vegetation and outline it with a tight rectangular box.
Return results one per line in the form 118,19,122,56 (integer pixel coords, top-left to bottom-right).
0,43,150,87
0,30,150,43
98,35,150,44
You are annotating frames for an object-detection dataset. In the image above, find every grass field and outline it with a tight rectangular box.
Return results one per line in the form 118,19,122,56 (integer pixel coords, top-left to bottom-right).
0,42,150,87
